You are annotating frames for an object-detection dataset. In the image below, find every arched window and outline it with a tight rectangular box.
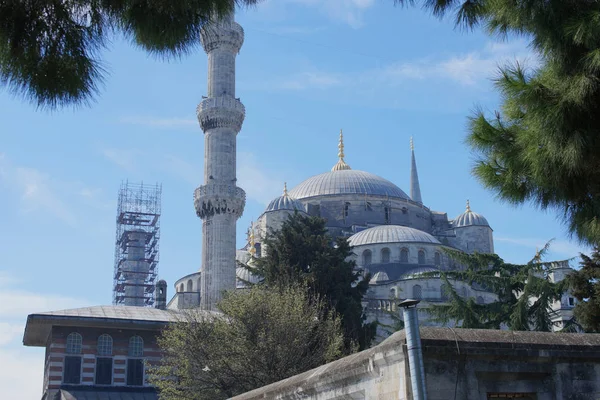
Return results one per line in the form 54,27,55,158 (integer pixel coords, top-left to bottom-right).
64,333,83,384
476,296,484,305
418,250,426,265
97,334,113,356
187,279,193,292
344,202,350,217
390,288,396,299
400,248,409,263
66,332,82,354
179,283,184,293
412,285,422,300
384,207,390,224
441,284,450,301
197,278,201,292
255,242,262,258
362,250,372,266
128,336,144,357
434,252,441,266
381,248,391,263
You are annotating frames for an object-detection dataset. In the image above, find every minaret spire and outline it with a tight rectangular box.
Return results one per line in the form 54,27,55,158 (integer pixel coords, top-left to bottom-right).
332,129,351,171
466,199,471,212
410,137,423,204
283,182,288,196
194,9,246,310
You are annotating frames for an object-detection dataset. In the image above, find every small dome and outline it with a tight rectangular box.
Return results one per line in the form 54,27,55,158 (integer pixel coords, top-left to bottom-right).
265,183,305,213
236,266,261,288
453,200,489,227
370,271,389,284
400,266,439,280
348,225,441,247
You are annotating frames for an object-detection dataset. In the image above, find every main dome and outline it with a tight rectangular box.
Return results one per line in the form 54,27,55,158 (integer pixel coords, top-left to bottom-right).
348,225,441,246
288,170,410,200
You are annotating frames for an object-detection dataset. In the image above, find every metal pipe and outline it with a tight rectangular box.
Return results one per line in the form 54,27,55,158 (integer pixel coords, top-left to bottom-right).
399,299,427,400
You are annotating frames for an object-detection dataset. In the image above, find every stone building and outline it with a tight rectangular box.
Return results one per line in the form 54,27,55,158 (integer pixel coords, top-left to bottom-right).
231,327,600,400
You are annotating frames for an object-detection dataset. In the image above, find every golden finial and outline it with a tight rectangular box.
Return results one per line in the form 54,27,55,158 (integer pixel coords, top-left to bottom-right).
248,222,256,256
283,182,288,196
410,136,414,151
332,129,351,171
466,199,471,212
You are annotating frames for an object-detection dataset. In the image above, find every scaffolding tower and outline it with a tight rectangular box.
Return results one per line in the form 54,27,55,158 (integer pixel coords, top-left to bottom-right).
113,181,162,307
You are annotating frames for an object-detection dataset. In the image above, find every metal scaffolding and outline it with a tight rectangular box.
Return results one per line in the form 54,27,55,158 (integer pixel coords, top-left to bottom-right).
113,181,162,307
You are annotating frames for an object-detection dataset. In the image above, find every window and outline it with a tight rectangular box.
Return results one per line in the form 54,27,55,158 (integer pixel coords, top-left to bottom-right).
362,250,372,266
95,357,112,385
381,248,390,263
384,207,390,224
179,283,184,293
418,250,426,265
568,297,575,306
400,248,409,263
66,332,82,354
127,359,144,386
390,288,396,298
129,336,144,357
197,278,202,292
64,356,82,384
412,285,422,300
365,201,372,211
344,202,350,218
254,242,261,258
434,252,441,266
187,279,193,292
97,334,112,356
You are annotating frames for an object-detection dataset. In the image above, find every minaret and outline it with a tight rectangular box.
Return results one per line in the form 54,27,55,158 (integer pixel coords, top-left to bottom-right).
332,129,351,171
410,137,423,204
194,9,246,310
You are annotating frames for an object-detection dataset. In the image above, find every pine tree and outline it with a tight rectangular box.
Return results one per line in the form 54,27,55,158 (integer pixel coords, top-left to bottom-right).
252,212,377,351
567,248,600,333
0,0,258,109
426,246,567,331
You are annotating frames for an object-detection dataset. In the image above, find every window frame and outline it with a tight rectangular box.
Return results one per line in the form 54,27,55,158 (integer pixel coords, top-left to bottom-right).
95,357,113,385
63,355,82,384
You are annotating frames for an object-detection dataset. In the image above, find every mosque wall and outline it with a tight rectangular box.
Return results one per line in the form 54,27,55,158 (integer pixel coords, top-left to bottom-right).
352,243,447,269
449,226,494,254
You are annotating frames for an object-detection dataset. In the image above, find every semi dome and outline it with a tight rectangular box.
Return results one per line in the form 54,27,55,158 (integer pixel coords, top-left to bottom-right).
348,225,441,246
400,266,439,280
236,266,261,288
266,183,304,212
370,271,390,284
288,170,409,200
453,200,489,228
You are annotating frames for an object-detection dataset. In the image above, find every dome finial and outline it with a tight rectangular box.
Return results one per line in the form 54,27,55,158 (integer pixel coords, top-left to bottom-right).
410,136,414,151
248,221,256,256
466,199,471,212
332,129,351,171
283,182,288,196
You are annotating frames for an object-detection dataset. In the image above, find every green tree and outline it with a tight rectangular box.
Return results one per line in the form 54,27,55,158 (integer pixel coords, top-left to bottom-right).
426,247,567,331
391,0,600,245
252,212,376,351
148,285,345,400
567,248,600,333
0,0,258,109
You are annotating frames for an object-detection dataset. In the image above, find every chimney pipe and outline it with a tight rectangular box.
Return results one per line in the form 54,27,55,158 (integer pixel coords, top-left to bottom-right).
399,299,427,400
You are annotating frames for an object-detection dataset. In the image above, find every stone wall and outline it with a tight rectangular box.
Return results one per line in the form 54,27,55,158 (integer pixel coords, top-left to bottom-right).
231,327,600,400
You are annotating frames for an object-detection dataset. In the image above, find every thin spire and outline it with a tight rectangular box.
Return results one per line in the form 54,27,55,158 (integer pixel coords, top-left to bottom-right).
332,129,351,171
466,199,471,212
283,182,288,196
248,221,256,256
410,137,423,204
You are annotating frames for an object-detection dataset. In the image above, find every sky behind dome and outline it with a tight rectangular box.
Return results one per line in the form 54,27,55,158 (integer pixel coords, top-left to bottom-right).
0,1,591,398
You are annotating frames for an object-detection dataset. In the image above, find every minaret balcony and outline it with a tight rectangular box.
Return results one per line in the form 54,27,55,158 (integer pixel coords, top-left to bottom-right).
200,21,244,54
197,96,245,132
194,184,246,220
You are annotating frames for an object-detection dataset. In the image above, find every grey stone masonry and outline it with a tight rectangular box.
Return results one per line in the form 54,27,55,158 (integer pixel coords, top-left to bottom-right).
195,11,246,311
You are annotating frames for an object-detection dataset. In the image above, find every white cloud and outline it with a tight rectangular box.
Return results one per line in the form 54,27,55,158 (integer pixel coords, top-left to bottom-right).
0,157,76,225
118,116,197,129
289,0,375,28
0,322,25,346
238,152,286,205
0,348,45,400
494,236,590,260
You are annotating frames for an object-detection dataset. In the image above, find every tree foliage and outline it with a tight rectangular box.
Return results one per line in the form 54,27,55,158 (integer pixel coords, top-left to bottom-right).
0,0,258,109
252,212,376,351
567,247,600,333
148,285,345,400
426,247,567,331
393,0,600,245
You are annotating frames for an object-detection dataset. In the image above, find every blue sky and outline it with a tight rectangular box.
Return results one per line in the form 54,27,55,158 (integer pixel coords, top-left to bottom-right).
0,1,591,397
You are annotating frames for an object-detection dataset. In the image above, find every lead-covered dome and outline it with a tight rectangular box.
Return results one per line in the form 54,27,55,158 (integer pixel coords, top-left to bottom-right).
288,170,409,200
265,183,305,213
349,225,441,246
453,200,489,228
